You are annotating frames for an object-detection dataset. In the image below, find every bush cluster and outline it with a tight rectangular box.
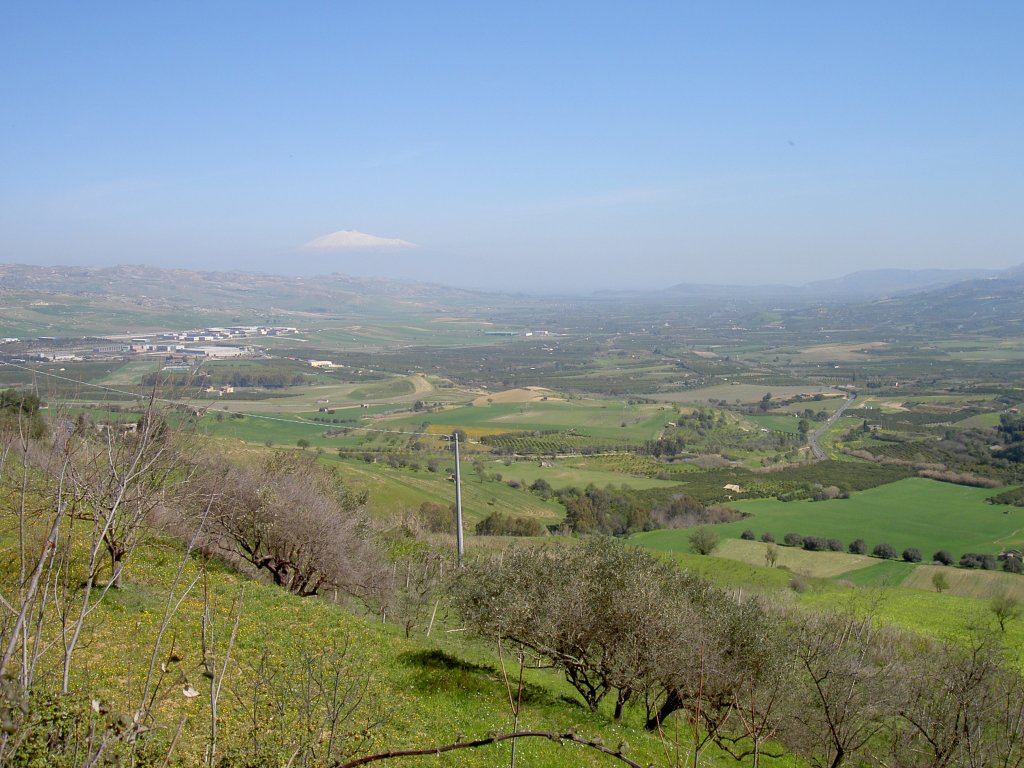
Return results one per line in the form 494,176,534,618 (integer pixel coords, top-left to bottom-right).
474,511,543,537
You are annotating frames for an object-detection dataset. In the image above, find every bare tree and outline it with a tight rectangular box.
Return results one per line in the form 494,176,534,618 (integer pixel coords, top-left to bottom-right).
889,632,1024,768
383,546,452,638
784,608,900,768
0,419,211,766
55,404,194,694
59,407,190,595
451,540,618,713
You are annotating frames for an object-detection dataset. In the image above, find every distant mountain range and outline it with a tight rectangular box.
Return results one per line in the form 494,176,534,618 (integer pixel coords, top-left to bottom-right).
1,263,1022,334
842,270,1024,335
0,263,492,316
3,263,1017,303
646,266,1009,302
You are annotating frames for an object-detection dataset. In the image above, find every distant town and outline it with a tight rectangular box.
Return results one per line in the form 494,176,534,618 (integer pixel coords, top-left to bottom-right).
0,325,299,363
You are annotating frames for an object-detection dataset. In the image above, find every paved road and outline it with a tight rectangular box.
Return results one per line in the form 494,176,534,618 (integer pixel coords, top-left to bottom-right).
808,392,858,460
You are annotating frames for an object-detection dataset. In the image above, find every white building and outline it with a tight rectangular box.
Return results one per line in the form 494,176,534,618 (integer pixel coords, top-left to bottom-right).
181,346,246,359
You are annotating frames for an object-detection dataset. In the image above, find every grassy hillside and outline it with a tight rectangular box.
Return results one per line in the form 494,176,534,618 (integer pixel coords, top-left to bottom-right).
0,519,800,768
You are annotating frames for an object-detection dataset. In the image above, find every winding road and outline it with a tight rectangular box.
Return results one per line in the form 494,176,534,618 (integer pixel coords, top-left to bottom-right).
808,392,858,460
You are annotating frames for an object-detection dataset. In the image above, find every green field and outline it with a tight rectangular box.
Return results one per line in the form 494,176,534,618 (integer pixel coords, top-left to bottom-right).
836,559,919,586
955,411,1006,428
634,478,1024,558
349,376,418,400
385,398,676,442
197,411,371,448
744,413,804,433
903,564,1024,600
710,538,880,577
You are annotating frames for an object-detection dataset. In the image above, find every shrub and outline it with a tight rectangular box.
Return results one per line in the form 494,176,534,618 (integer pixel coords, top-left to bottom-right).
873,543,897,559
1004,556,1024,574
959,553,998,570
902,547,922,563
849,539,867,555
933,550,954,566
418,501,455,534
827,538,844,552
789,574,808,593
529,478,553,498
740,529,756,540
688,527,720,556
475,511,543,537
760,531,775,543
812,485,843,501
802,536,827,552
783,532,804,547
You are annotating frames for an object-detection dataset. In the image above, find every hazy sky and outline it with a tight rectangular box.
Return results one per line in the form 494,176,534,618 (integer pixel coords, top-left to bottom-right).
2,2,1022,292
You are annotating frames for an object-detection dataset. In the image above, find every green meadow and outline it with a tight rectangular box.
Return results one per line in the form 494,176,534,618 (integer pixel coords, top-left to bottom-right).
743,413,804,433
385,398,676,441
635,477,1024,559
197,411,369,447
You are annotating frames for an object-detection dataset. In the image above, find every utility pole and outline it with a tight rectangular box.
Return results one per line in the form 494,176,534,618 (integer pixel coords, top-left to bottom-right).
453,431,464,567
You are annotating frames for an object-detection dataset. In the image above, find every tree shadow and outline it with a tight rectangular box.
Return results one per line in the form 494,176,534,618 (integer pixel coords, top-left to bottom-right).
398,649,569,707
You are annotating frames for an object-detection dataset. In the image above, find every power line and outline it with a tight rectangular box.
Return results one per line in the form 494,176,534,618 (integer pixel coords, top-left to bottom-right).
0,360,480,444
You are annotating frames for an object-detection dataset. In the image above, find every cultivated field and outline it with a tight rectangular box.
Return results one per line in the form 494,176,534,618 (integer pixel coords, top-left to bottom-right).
635,478,1024,559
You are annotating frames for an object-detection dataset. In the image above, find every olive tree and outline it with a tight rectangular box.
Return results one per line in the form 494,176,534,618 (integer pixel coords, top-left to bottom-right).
450,537,691,720
198,451,381,598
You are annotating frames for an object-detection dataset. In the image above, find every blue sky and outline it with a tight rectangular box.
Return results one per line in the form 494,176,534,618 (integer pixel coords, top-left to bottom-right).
2,2,1022,292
